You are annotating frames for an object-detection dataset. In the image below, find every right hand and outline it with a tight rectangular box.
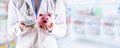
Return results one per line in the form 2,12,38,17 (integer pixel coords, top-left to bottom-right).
19,21,34,31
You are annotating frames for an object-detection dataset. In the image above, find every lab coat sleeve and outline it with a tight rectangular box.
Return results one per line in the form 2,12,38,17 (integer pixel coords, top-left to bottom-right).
7,0,22,37
49,0,67,38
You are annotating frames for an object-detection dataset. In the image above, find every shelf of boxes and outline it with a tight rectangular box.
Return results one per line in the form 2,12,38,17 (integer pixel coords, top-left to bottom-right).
66,0,120,47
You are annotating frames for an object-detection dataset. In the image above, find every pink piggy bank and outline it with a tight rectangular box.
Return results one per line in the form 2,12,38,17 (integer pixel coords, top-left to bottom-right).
38,13,52,28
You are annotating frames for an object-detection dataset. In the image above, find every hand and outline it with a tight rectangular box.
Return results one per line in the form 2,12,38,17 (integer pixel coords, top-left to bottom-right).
19,21,34,31
40,23,53,31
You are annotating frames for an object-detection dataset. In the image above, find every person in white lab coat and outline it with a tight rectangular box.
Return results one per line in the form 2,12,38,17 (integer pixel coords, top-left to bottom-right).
7,0,67,48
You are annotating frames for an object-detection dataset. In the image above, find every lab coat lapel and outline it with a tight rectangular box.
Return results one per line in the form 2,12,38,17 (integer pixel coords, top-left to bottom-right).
37,0,56,19
37,0,47,18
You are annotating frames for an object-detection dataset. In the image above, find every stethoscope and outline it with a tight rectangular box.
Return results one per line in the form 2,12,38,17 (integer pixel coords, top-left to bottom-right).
25,0,57,20
25,2,34,17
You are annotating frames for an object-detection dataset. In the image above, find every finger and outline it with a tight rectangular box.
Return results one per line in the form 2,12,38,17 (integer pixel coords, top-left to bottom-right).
42,25,47,30
43,25,44,29
49,23,53,28
48,23,53,30
46,25,49,30
45,25,48,30
19,23,25,29
28,27,34,30
24,27,32,30
42,25,45,30
46,26,49,30
44,25,47,30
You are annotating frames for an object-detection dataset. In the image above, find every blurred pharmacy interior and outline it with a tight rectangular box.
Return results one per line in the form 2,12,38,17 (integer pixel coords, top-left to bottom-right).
1,0,120,48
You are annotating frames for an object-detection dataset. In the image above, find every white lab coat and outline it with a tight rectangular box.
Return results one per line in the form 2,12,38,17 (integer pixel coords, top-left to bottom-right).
7,0,67,48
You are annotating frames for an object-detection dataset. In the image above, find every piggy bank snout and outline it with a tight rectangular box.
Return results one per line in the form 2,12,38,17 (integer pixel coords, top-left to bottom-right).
43,20,47,23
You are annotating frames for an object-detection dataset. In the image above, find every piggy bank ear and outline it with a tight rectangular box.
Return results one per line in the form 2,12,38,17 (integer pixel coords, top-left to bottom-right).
39,14,42,16
48,14,51,17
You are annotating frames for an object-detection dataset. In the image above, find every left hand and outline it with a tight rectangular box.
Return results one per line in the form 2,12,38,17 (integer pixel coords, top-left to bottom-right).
41,23,53,31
